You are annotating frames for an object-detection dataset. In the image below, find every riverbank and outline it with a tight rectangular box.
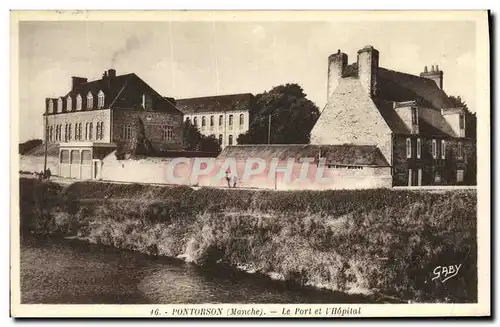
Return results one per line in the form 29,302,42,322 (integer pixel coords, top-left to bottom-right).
19,177,477,303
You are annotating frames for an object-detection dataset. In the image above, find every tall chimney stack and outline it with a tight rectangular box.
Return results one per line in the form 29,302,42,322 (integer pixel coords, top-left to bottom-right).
71,76,88,90
327,49,348,103
357,45,379,97
420,64,443,89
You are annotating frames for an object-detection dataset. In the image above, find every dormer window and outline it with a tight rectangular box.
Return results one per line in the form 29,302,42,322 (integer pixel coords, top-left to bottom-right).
57,98,63,113
47,99,53,114
459,114,465,130
87,92,93,110
76,94,82,111
98,90,105,109
67,96,72,112
411,107,418,125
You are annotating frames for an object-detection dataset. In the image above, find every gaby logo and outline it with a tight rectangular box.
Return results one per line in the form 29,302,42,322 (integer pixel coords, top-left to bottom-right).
432,264,462,283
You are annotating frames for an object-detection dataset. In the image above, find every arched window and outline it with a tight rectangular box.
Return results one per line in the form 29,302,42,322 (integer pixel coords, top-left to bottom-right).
97,90,105,109
185,117,190,124
228,135,233,145
76,94,82,111
89,122,93,140
239,114,244,126
85,122,89,140
210,116,214,126
78,123,82,140
201,116,206,127
66,96,72,112
219,115,223,126
218,134,223,145
193,117,198,127
228,114,233,126
58,98,63,113
64,124,68,141
68,123,72,141
87,92,93,110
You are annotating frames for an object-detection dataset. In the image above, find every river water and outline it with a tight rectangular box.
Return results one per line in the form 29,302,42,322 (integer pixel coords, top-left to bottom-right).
20,237,380,304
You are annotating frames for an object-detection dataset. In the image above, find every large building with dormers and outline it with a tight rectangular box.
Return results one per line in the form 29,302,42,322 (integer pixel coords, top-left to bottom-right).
43,69,183,179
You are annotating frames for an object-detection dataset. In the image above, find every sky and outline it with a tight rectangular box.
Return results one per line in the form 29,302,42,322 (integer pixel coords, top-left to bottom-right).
18,19,477,142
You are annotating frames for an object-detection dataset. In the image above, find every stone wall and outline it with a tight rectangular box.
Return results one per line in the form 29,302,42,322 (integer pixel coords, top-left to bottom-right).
310,78,393,164
392,134,476,186
112,109,183,152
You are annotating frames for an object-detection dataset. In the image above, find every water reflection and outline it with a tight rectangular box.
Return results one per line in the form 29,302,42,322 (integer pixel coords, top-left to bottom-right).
20,237,381,304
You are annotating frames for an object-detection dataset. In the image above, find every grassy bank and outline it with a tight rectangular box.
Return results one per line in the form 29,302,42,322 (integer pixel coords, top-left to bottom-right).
19,178,477,303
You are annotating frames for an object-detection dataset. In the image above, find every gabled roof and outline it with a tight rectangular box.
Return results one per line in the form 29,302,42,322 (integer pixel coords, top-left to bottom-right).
373,67,457,137
176,93,253,114
376,68,454,109
217,144,390,167
60,73,182,115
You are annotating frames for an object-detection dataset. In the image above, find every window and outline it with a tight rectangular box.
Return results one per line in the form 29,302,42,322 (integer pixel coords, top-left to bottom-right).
60,150,69,164
70,150,80,164
49,126,53,142
408,169,412,187
193,117,198,127
435,171,441,183
202,116,206,127
239,114,244,126
97,90,105,109
76,94,82,111
228,135,233,146
218,134,223,145
219,115,223,126
411,107,418,125
122,124,133,140
85,123,89,140
210,116,214,127
458,142,463,159
67,96,72,112
99,122,104,140
229,114,233,126
89,122,93,140
406,138,412,158
432,139,437,159
459,114,465,129
457,169,464,183
185,117,190,124
87,92,93,110
68,123,72,141
96,123,101,140
162,125,174,141
58,98,63,113
417,138,421,159
81,150,92,165
441,140,446,159
47,99,53,113
76,123,82,140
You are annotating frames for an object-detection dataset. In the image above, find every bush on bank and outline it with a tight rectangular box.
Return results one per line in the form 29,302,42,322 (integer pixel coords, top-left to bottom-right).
19,178,477,303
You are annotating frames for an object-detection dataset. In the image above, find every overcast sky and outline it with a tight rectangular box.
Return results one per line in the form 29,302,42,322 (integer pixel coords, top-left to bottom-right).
18,20,476,142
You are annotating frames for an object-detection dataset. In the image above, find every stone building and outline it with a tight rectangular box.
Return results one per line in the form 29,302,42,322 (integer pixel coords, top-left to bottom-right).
43,69,183,179
176,93,253,149
311,45,475,186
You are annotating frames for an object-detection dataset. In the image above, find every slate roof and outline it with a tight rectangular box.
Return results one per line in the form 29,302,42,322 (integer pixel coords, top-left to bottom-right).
22,143,60,157
217,144,390,167
50,73,182,115
176,93,254,114
373,67,457,137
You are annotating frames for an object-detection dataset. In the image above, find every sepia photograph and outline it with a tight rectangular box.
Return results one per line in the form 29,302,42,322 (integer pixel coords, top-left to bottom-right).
10,10,490,318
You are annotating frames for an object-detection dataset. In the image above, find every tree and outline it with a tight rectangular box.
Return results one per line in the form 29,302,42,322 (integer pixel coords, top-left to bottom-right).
131,118,154,156
448,95,476,140
182,120,221,153
237,83,320,144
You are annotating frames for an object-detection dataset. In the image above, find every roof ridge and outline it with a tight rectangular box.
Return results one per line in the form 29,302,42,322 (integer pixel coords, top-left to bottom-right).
176,92,253,101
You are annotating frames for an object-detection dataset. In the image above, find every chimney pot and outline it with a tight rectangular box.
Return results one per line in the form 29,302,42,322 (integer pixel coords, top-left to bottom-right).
436,64,439,71
424,66,428,73
108,69,116,79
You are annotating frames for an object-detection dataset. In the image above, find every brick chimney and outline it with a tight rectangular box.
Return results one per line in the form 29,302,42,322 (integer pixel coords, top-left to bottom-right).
108,69,116,79
420,64,443,89
327,49,348,102
71,76,88,90
357,45,379,97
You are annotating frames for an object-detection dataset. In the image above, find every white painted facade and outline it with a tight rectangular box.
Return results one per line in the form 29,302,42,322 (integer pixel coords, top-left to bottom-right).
183,110,250,148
